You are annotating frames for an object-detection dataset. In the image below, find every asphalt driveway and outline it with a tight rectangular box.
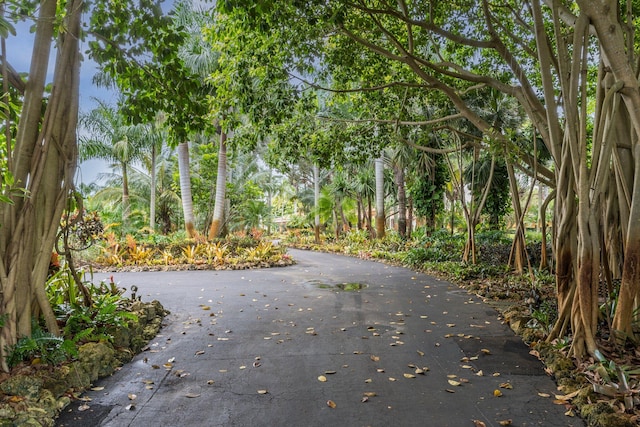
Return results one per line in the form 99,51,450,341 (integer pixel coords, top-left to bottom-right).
55,249,583,427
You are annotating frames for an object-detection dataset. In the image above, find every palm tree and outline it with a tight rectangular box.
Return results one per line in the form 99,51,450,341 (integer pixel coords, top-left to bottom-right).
79,100,145,232
208,130,227,239
375,155,386,239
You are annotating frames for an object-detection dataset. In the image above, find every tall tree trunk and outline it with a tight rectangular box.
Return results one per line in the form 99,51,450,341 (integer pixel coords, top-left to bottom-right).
121,162,130,232
150,142,157,231
208,131,227,239
375,156,385,239
0,0,82,371
177,141,196,238
314,163,321,244
394,164,407,238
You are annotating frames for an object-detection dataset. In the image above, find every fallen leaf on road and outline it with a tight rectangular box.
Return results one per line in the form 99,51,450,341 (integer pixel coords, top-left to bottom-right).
257,389,268,394
125,404,135,411
195,350,205,356
472,420,487,427
91,387,104,391
388,377,397,382
417,350,425,356
78,404,90,412
128,393,137,400
370,355,380,362
324,370,336,375
363,392,377,397
499,419,512,425
538,392,550,398
318,375,327,382
404,373,416,379
493,389,503,397
499,382,513,389
327,400,336,408
184,393,200,398
448,379,461,386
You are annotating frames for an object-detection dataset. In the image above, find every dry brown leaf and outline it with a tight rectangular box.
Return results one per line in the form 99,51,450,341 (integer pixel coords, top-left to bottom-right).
128,393,137,400
257,389,268,394
415,368,425,375
207,380,215,385
324,370,336,375
448,379,461,386
555,390,580,401
445,389,455,393
417,350,425,356
499,382,513,389
370,355,380,362
404,373,416,379
184,393,200,398
363,392,377,397
498,420,512,426
538,392,550,398
78,404,90,412
327,400,337,408
472,420,487,427
125,404,135,411
195,350,205,356
481,349,491,355
493,389,503,397
388,377,397,382
318,375,327,382
91,386,104,391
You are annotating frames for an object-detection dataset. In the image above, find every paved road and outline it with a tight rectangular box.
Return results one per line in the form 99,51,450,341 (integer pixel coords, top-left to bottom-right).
56,249,583,427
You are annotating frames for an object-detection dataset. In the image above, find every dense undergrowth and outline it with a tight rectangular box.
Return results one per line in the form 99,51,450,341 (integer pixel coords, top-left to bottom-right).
284,227,640,427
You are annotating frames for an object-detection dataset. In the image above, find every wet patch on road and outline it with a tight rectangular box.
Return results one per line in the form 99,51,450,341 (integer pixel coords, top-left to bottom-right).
302,279,368,291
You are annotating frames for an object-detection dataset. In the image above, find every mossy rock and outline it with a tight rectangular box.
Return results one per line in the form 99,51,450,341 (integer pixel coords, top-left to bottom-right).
78,342,117,381
0,374,43,399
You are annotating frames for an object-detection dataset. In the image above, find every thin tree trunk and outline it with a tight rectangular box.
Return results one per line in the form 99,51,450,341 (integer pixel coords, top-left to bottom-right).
394,164,407,238
314,163,321,244
177,141,196,238
208,131,227,240
375,156,385,239
150,143,157,231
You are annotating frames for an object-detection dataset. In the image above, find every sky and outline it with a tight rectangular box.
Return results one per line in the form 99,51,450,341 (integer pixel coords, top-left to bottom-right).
6,0,212,185
7,10,126,185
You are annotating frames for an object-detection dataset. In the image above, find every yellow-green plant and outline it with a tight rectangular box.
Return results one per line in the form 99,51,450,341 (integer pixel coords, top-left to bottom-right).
205,242,228,266
161,250,174,266
128,246,155,265
182,245,197,264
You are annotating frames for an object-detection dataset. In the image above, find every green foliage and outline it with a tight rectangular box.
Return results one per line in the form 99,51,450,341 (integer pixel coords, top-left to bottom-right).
7,325,77,369
47,266,137,345
403,230,465,265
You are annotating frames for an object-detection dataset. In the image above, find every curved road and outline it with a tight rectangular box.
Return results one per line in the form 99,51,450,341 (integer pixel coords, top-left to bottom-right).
56,249,582,427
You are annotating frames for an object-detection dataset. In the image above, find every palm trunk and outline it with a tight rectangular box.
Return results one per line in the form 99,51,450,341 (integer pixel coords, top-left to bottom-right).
314,163,321,244
208,131,227,239
375,156,385,239
150,143,157,231
394,164,406,238
177,141,196,238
